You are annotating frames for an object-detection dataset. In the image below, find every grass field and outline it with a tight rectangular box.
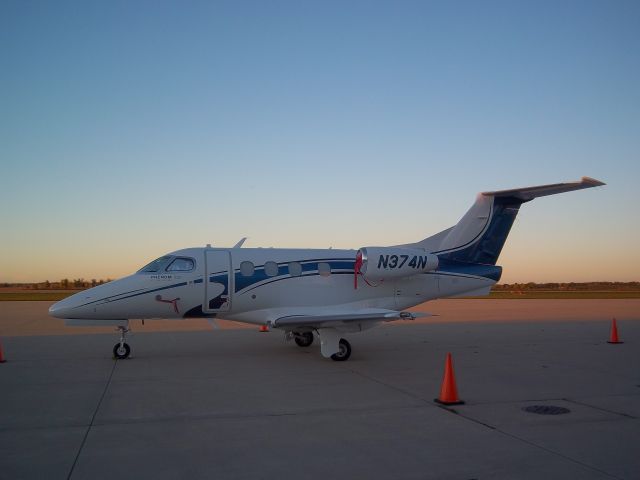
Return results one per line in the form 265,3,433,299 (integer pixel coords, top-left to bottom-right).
0,292,78,301
2,290,640,301
470,290,640,299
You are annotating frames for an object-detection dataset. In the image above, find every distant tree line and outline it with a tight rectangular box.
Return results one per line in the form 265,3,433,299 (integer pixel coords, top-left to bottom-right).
1,281,639,291
1,279,114,290
494,282,640,291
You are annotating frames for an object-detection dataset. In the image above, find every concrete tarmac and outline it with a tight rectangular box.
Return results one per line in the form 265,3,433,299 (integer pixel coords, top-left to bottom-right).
0,300,639,479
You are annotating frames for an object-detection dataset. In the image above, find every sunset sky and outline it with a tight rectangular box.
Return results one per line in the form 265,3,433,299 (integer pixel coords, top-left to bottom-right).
1,1,639,283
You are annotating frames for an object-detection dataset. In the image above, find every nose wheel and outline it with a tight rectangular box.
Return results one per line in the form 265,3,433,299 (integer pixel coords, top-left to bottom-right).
113,326,131,359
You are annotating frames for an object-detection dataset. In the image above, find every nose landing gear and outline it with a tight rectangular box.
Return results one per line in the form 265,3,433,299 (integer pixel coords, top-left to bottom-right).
113,325,131,359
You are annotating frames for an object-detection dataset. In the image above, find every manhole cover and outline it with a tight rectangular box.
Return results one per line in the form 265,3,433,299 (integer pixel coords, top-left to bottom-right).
522,405,571,415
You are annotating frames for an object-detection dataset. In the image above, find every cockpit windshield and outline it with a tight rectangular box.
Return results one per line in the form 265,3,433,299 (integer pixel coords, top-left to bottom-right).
137,256,173,273
166,257,195,271
137,255,196,273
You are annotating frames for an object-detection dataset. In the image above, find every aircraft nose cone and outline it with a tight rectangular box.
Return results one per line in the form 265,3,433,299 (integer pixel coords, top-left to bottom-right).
49,296,79,319
49,300,68,318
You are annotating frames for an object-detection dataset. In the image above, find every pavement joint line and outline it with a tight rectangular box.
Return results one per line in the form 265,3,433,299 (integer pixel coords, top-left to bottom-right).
2,380,118,387
440,405,626,480
66,358,118,480
578,391,640,398
106,370,351,384
487,426,625,480
340,365,440,408
342,367,627,479
435,406,497,430
338,365,557,414
0,423,90,434
456,397,581,407
89,404,428,428
562,397,638,419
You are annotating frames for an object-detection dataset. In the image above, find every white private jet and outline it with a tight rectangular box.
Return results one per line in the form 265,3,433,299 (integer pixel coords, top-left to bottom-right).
50,177,604,361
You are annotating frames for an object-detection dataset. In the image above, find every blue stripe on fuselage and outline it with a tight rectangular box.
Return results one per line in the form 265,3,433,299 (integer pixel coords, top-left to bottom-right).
220,257,501,295
436,259,502,282
231,259,354,293
77,281,188,308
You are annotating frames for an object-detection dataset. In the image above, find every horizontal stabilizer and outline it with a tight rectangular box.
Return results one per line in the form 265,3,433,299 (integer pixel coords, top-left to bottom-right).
482,177,605,202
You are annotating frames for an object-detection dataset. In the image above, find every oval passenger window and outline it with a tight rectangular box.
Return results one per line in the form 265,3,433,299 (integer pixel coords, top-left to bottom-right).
288,262,302,277
240,261,255,277
318,262,331,277
264,261,279,277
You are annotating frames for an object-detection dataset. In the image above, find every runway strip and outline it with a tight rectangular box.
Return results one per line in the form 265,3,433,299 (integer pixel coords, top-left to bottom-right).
1,299,639,336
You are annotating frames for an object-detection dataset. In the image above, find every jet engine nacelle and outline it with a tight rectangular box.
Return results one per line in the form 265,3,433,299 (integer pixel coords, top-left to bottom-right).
356,247,439,283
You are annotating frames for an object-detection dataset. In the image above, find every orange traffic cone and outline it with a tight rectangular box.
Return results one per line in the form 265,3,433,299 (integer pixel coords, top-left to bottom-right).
259,325,269,332
607,318,623,344
0,340,6,363
434,352,464,405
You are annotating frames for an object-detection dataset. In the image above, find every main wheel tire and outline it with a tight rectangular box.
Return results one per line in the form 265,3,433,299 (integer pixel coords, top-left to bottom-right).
331,339,351,361
113,342,131,359
294,332,314,347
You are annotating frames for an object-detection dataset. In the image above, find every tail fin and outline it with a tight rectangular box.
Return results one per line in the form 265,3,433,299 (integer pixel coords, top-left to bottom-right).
406,177,604,265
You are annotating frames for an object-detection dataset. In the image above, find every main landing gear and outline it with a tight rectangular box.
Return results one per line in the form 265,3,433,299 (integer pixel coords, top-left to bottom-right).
289,331,352,361
113,325,131,359
294,331,314,347
330,338,351,362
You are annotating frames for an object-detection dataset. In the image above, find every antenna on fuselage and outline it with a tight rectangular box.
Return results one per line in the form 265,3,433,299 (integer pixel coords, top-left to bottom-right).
233,237,248,248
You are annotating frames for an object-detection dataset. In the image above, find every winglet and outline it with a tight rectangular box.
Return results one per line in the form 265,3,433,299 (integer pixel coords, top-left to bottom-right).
482,177,605,202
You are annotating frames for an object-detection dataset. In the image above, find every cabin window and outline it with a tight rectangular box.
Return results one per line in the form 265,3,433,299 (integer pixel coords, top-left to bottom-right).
288,261,302,277
138,256,172,273
240,261,255,277
166,257,195,272
318,262,331,277
264,261,279,277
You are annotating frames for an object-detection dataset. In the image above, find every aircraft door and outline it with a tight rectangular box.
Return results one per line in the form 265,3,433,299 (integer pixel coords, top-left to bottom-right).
204,250,232,313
